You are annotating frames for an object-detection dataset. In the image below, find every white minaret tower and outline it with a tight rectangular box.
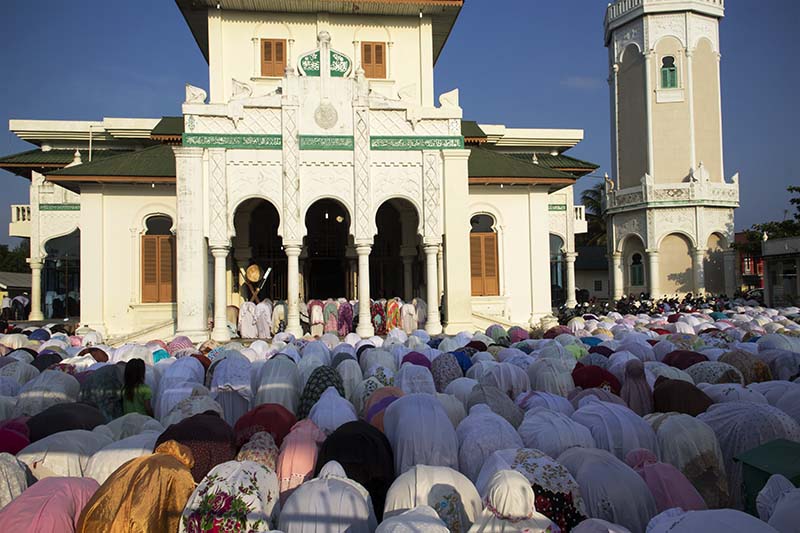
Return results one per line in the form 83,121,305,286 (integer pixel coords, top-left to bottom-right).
604,0,739,299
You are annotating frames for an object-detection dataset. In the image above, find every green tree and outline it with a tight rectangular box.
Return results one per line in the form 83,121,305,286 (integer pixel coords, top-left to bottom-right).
735,186,800,252
0,239,30,272
577,181,607,246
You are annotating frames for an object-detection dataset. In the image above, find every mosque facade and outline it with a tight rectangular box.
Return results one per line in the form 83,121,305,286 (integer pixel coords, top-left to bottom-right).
2,0,597,341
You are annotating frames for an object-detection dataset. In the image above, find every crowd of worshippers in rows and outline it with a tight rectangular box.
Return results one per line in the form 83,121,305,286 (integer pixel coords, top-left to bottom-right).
235,297,429,339
0,304,799,532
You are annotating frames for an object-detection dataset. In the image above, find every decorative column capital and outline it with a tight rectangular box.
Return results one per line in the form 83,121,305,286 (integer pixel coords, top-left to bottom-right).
645,248,659,255
27,258,43,268
565,252,578,261
355,243,372,255
423,243,439,255
172,146,204,158
210,245,230,258
611,252,623,260
284,244,302,257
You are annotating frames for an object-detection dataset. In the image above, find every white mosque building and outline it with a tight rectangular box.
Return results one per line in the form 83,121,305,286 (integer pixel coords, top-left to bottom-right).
2,0,598,342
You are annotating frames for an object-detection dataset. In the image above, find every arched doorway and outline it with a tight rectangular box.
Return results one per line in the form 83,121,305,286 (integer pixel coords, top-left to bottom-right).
232,199,286,302
43,230,80,318
304,199,351,300
620,234,646,296
373,199,421,300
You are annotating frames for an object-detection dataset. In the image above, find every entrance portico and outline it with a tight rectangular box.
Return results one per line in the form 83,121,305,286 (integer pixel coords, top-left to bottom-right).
180,32,467,341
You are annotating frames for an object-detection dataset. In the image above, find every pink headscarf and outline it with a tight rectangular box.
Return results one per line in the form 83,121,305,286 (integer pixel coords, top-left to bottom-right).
620,359,653,416
167,335,194,356
625,448,707,512
277,419,327,505
0,477,100,532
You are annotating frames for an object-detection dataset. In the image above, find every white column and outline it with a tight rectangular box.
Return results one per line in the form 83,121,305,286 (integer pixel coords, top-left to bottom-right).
28,258,44,320
356,244,374,338
437,245,444,301
693,248,706,295
528,188,551,325
424,244,442,334
685,48,697,172
211,246,231,342
441,149,473,333
79,186,105,335
724,249,737,297
612,252,624,300
285,244,302,337
647,249,661,298
565,252,578,307
174,146,208,340
644,51,655,178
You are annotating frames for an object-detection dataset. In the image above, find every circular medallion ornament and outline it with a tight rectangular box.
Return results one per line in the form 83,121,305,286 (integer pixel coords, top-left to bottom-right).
314,101,338,130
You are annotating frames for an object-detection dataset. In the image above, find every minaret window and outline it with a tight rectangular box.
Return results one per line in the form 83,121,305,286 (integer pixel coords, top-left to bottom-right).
660,56,678,89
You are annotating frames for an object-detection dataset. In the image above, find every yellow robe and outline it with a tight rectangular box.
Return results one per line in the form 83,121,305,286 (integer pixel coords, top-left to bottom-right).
77,440,196,533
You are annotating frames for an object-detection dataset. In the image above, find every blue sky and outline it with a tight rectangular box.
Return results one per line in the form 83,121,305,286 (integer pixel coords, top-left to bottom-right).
1,0,797,246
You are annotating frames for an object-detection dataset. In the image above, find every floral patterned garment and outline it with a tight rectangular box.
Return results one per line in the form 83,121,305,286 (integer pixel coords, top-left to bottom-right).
236,431,280,472
506,448,586,532
181,460,279,533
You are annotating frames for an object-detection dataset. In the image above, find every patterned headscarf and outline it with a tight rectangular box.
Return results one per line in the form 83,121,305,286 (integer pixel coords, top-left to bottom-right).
297,366,346,419
431,353,463,393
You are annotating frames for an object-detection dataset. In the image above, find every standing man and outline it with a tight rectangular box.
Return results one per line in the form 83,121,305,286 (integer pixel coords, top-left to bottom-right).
1,294,11,320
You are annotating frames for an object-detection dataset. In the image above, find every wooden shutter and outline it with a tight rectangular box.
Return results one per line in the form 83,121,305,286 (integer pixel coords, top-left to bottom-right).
470,235,484,296
470,233,500,297
158,236,176,303
141,236,159,303
483,233,499,296
261,39,287,77
361,42,386,79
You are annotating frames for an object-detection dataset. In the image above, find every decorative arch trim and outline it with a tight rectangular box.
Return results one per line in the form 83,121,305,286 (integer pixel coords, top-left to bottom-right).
301,195,355,240
373,195,423,237
616,231,646,253
228,195,283,239
133,203,177,234
656,230,698,250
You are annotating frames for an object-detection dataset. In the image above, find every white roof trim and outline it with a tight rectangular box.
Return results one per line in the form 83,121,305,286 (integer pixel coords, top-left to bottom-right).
479,124,584,150
9,117,161,143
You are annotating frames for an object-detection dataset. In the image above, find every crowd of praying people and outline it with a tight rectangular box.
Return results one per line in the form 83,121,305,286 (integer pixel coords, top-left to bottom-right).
235,297,428,339
0,302,799,532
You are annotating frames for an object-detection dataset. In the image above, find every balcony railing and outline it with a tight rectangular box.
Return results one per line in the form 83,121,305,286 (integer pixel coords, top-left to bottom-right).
9,204,31,238
605,174,739,213
606,0,724,26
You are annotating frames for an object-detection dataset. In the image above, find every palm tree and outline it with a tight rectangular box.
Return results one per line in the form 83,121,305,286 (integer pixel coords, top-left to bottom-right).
578,182,607,246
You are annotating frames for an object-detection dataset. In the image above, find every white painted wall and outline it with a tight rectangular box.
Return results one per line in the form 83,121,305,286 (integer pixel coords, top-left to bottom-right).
207,9,434,106
467,187,553,325
80,184,178,338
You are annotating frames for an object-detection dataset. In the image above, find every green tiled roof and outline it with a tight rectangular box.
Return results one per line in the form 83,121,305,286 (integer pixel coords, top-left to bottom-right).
507,152,599,171
48,144,175,177
461,120,486,139
151,116,184,137
0,149,125,166
468,147,577,180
